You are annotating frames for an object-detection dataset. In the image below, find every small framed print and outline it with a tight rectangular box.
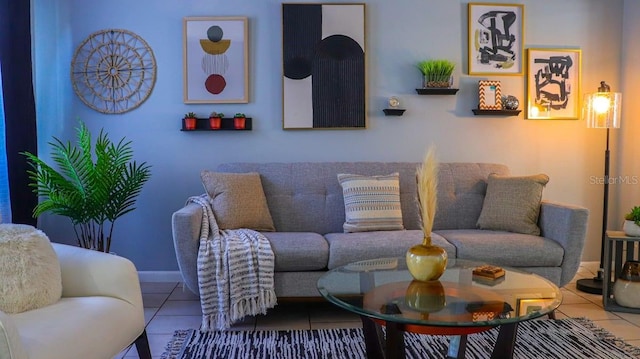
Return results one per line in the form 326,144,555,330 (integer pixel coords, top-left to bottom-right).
468,3,524,75
478,80,502,110
183,17,249,103
516,298,558,316
526,48,581,119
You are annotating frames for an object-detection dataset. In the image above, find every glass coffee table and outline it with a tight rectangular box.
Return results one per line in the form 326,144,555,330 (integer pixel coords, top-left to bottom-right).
317,257,562,359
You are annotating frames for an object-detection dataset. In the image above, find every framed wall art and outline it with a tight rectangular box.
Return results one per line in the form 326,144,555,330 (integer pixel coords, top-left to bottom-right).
282,3,366,129
478,80,502,110
526,48,581,120
468,3,524,75
183,17,248,103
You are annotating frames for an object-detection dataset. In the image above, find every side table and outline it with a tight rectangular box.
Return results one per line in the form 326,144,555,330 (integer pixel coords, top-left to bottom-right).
603,230,640,313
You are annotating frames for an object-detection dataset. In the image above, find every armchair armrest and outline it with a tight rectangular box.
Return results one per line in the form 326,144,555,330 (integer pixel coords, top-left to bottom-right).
0,310,28,359
538,200,590,287
52,243,143,309
171,201,204,295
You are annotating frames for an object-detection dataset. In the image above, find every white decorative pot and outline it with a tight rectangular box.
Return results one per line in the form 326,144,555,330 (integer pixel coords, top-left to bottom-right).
614,261,640,308
623,220,640,237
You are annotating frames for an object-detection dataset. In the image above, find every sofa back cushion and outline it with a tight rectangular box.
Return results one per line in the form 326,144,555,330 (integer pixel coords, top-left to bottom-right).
216,162,510,233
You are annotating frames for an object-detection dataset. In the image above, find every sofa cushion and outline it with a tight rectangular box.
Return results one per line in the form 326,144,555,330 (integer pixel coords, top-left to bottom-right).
201,171,275,231
337,173,404,233
436,229,564,267
262,232,328,271
324,230,456,269
0,224,62,314
476,173,549,235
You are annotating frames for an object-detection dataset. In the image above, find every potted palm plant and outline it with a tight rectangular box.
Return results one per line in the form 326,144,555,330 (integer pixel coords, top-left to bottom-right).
417,59,455,88
21,121,152,253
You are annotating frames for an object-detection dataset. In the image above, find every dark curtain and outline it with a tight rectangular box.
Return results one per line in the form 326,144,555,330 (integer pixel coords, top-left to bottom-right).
0,0,38,225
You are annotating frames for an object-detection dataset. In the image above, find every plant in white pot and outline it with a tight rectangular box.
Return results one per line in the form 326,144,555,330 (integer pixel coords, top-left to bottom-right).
623,206,640,237
21,121,151,253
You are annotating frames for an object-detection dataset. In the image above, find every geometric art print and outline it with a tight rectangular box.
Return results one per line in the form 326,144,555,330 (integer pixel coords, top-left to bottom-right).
282,4,365,129
183,17,248,103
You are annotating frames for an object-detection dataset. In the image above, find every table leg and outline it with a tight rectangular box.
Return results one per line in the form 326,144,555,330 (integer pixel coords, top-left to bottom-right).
491,323,518,359
446,335,468,359
361,316,385,359
360,317,407,359
385,321,406,359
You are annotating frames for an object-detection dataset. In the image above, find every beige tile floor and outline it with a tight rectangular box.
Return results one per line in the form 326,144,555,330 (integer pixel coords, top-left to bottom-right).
117,262,640,358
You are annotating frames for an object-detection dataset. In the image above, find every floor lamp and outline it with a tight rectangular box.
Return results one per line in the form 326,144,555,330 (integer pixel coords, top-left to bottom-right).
577,81,622,294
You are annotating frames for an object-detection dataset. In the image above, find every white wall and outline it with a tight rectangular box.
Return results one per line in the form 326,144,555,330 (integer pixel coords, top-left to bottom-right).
32,0,629,270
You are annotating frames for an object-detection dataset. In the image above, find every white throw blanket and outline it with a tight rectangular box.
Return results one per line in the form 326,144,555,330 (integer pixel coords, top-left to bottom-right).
187,195,277,331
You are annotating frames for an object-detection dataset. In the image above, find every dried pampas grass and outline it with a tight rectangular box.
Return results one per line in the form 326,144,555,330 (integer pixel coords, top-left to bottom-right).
417,146,438,240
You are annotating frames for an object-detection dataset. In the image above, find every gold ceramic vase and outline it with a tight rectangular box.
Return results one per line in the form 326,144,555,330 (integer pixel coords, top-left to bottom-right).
406,235,448,281
407,146,447,281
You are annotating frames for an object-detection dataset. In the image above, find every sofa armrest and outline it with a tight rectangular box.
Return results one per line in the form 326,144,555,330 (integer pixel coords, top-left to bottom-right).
171,201,204,295
52,243,143,309
0,310,28,359
538,200,590,287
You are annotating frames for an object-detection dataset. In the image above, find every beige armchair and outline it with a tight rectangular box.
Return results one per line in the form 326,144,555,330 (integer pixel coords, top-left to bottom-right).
0,243,151,359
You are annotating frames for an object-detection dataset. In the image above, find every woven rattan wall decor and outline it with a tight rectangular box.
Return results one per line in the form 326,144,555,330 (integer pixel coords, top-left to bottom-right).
71,29,157,114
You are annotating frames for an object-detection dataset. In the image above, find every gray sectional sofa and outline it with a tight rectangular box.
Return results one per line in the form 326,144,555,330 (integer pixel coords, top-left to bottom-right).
171,162,589,297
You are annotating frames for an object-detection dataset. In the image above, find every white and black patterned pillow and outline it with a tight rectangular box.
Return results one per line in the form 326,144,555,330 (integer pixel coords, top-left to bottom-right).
337,173,405,233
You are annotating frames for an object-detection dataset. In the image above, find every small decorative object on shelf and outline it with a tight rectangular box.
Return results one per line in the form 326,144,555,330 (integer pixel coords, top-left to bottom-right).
383,96,406,116
406,146,448,282
417,59,455,89
478,80,502,110
233,113,246,129
209,112,224,130
183,112,197,130
623,206,640,237
613,261,640,308
502,95,520,110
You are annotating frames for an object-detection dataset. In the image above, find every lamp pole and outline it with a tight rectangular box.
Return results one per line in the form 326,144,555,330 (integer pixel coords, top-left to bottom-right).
577,81,614,295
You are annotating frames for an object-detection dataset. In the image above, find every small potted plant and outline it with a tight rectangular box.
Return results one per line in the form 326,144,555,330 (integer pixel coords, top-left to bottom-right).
184,112,197,130
624,206,640,237
417,59,455,89
233,113,246,129
209,111,224,130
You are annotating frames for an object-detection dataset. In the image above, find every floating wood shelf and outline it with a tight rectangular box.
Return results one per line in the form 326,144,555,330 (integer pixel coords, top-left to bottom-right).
180,117,252,131
383,109,406,116
472,109,521,116
416,88,459,95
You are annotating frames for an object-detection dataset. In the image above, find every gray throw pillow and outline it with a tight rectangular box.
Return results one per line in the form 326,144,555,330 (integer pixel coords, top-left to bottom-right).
476,173,549,235
337,172,405,233
201,171,276,231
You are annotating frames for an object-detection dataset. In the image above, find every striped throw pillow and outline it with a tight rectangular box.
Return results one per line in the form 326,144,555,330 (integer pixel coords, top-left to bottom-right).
337,173,405,233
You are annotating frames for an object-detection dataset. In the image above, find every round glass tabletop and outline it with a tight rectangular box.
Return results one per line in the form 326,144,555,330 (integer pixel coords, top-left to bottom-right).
317,257,562,328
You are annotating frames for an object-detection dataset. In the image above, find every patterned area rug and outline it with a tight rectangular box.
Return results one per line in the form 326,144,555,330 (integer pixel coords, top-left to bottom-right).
160,318,640,359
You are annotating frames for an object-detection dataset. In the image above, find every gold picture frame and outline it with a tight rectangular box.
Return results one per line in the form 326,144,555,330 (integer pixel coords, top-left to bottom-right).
468,3,524,75
478,80,502,110
183,17,249,104
526,48,581,120
516,298,558,316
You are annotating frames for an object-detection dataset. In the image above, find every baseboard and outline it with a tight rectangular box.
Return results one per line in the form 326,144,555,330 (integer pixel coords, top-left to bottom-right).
138,271,183,282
